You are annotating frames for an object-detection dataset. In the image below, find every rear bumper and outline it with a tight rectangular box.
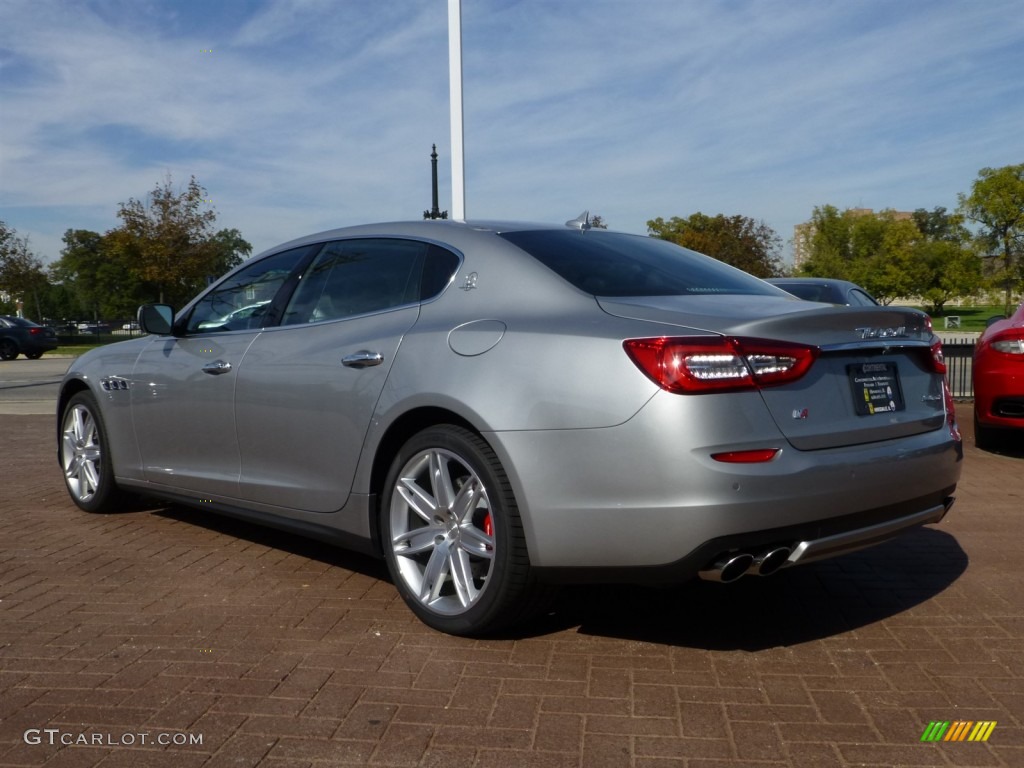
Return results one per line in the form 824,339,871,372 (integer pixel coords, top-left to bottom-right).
490,388,963,577
534,490,956,585
976,395,1024,429
786,498,951,565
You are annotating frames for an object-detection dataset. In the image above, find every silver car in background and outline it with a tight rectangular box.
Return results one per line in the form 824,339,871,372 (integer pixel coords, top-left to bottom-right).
58,218,963,635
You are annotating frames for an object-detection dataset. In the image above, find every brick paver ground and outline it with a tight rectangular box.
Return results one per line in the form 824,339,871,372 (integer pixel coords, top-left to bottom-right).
1,405,1022,767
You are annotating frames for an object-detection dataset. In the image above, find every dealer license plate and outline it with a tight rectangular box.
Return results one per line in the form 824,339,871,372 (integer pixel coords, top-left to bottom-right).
848,362,905,416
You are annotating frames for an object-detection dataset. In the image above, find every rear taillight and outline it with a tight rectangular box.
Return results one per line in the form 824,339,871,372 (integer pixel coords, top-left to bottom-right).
29,327,43,336
623,336,818,394
929,340,947,374
990,331,1024,355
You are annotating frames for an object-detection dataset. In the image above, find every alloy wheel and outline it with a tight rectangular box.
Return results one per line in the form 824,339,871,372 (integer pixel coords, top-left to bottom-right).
62,402,102,504
388,447,496,616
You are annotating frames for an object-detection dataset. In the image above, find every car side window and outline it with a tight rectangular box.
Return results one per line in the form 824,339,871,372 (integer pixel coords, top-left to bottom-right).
421,244,460,300
185,246,312,334
281,239,429,325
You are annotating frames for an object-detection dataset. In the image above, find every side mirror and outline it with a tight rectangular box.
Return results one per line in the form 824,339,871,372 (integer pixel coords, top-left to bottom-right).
138,304,175,335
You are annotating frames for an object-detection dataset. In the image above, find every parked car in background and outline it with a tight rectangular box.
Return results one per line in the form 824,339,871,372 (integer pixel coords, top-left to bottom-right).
0,316,58,360
767,278,879,306
973,301,1024,449
57,218,962,636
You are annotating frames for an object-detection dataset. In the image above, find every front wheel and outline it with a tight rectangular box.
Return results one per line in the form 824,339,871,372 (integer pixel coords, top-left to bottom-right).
60,391,129,512
0,339,18,360
381,425,539,636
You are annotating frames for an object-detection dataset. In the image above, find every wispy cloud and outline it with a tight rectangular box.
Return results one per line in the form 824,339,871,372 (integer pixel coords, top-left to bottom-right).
1,0,1022,265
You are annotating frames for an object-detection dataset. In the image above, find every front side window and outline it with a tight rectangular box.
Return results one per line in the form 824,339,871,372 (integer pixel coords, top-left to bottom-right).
281,239,429,325
185,246,313,333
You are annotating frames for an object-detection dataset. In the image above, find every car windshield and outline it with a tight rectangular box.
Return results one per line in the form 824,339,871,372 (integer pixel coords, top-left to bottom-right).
499,230,780,297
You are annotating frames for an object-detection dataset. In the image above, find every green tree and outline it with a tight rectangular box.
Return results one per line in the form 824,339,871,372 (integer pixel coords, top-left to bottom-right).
647,213,784,277
0,221,50,320
958,163,1024,315
799,207,952,305
909,208,982,316
850,213,921,305
209,227,252,277
798,205,851,279
51,229,146,320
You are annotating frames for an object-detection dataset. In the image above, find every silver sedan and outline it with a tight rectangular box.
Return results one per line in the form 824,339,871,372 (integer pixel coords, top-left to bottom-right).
57,218,963,635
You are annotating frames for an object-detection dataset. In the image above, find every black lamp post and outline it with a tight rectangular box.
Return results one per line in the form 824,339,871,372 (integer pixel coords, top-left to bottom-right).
423,144,448,220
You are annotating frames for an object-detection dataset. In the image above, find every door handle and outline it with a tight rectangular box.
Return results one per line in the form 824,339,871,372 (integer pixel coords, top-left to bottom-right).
342,351,384,368
202,360,232,375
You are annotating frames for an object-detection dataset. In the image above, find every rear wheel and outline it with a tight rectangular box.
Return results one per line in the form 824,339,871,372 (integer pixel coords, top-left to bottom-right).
0,339,18,360
60,391,129,512
974,410,1001,452
25,351,44,359
381,425,538,636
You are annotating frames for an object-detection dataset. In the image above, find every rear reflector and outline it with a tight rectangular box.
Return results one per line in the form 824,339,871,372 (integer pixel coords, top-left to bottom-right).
623,336,818,394
711,449,781,463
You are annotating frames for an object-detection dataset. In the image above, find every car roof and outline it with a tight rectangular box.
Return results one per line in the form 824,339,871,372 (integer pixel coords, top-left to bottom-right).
251,219,596,260
766,278,862,289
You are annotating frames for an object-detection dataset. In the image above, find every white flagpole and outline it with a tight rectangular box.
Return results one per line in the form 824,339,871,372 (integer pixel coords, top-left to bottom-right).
448,0,466,220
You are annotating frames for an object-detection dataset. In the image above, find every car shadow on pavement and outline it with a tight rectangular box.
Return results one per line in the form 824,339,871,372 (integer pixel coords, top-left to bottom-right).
974,437,1024,458
151,504,392,581
149,504,966,648
529,527,968,650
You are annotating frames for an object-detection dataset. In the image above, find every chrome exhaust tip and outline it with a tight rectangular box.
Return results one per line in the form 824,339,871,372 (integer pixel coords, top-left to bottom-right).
751,547,792,576
698,552,754,583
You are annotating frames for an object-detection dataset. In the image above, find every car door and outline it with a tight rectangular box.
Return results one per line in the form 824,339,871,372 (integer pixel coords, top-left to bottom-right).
130,245,315,497
231,238,449,512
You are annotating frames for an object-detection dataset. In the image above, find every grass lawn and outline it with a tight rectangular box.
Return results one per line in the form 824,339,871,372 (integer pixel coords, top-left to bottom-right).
46,345,106,357
920,304,1008,333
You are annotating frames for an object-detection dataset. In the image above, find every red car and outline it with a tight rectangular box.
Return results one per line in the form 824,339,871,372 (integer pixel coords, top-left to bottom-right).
973,301,1024,448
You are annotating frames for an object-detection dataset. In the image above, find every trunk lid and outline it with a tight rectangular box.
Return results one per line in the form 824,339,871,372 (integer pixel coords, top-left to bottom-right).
600,296,946,450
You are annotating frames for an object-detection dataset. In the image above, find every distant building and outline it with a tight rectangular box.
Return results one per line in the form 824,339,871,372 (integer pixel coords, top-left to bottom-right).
792,208,914,270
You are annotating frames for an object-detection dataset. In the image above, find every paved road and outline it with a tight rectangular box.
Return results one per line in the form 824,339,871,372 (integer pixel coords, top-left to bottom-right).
0,358,72,415
1,406,1022,767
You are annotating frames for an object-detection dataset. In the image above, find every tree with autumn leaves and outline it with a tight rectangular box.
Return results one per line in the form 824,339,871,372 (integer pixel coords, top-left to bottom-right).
51,176,251,318
647,213,785,278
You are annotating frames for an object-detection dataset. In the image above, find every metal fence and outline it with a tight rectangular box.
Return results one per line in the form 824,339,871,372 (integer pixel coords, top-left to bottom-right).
941,336,976,400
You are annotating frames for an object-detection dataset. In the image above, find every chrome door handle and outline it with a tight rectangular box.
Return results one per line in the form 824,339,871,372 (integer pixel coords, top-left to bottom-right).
342,351,384,368
202,360,232,375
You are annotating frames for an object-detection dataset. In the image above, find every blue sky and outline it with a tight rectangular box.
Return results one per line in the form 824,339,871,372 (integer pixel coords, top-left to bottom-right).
1,0,1022,265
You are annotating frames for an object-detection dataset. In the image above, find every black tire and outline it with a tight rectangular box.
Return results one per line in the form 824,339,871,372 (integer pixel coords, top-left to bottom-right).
974,411,999,454
0,339,18,360
59,391,129,513
381,425,539,636
25,351,44,360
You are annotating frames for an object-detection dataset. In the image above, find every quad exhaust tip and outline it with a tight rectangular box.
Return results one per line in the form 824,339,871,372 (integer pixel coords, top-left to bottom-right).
699,546,792,582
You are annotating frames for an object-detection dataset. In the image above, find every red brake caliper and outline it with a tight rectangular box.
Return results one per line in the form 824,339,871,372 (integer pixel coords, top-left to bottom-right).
483,513,493,537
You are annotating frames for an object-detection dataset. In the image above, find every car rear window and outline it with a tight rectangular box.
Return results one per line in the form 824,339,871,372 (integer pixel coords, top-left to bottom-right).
774,283,830,302
499,230,779,297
